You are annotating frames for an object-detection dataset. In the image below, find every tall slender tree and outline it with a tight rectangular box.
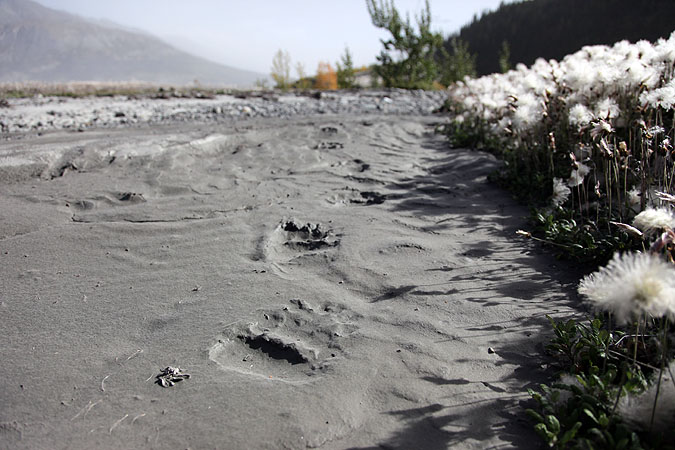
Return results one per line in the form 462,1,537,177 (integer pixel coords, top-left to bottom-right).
271,49,291,90
498,40,512,73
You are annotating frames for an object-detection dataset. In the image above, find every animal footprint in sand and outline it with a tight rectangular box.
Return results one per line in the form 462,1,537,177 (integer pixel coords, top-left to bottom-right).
327,188,387,206
280,221,339,251
209,299,359,382
261,219,339,258
256,219,340,279
314,141,344,150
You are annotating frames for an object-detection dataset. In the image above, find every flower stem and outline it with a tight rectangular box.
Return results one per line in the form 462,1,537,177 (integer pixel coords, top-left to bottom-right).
649,318,669,431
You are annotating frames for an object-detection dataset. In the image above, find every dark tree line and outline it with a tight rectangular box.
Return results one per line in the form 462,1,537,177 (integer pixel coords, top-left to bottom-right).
448,0,675,76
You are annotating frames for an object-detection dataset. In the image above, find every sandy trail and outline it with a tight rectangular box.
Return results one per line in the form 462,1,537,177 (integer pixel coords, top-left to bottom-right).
0,114,579,449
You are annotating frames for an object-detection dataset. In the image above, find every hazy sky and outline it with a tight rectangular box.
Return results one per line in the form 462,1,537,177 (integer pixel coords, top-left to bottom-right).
34,0,512,76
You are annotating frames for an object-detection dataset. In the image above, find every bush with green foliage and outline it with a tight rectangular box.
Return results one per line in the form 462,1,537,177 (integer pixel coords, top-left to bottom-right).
365,0,443,89
528,312,674,449
526,202,675,448
438,37,477,86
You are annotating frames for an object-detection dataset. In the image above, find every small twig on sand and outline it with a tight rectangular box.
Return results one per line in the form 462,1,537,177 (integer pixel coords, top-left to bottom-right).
117,348,143,364
109,414,129,434
126,349,143,361
100,375,110,392
222,319,243,328
71,399,102,421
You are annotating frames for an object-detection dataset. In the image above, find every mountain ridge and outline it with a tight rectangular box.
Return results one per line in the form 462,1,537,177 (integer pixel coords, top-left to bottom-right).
0,0,264,86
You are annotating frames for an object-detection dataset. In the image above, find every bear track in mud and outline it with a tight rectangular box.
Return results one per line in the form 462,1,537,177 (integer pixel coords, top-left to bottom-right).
209,299,361,382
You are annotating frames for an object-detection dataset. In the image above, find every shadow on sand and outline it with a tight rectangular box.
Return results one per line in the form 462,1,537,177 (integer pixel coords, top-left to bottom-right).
350,130,586,449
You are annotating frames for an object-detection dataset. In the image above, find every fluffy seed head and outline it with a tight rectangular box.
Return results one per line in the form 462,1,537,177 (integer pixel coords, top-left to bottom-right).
633,207,675,236
552,178,571,206
578,252,675,324
567,161,590,187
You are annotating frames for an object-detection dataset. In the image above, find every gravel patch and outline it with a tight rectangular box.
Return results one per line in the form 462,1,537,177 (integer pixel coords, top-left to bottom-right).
0,89,448,134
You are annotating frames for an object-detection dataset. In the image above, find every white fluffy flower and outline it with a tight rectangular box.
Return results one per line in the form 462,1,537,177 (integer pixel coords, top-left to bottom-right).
578,252,675,324
444,35,675,159
652,31,675,66
628,188,642,212
567,161,590,187
640,79,675,110
620,59,658,89
568,104,594,129
552,178,571,206
512,93,543,132
633,207,675,236
594,97,621,120
563,54,598,90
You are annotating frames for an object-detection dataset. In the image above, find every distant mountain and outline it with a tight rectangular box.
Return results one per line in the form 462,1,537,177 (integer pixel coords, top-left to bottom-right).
448,0,675,76
0,0,264,86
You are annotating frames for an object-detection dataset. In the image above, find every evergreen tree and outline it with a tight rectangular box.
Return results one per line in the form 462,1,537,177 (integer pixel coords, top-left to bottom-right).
448,0,675,76
439,38,477,86
366,0,443,89
336,47,356,89
498,40,512,73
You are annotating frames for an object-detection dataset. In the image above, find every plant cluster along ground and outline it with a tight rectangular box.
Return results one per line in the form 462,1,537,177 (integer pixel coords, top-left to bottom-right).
443,33,675,448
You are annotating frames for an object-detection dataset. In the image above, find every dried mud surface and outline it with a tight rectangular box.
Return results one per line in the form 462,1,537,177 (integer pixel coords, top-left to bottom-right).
0,97,581,449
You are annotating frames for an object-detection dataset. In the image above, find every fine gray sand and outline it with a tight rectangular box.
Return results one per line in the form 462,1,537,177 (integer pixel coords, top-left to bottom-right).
1,106,581,449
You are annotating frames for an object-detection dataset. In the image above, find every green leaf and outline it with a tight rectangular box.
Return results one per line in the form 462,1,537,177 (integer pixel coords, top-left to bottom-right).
545,415,561,434
526,409,544,423
559,422,582,445
533,423,555,443
580,394,599,405
530,391,543,403
591,374,605,390
584,408,599,424
565,319,577,332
